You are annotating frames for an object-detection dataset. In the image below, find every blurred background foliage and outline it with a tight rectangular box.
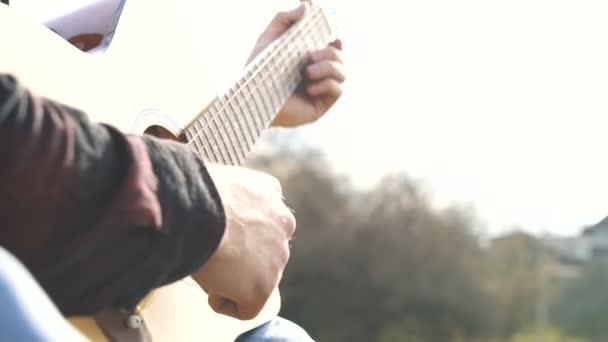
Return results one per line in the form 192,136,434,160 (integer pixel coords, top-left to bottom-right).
247,138,608,342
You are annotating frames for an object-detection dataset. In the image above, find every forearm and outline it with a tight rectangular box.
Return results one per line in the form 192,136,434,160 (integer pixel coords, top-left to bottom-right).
0,74,225,315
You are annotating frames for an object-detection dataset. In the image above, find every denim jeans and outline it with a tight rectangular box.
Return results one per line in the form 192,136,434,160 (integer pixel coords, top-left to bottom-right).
0,248,312,342
236,316,314,342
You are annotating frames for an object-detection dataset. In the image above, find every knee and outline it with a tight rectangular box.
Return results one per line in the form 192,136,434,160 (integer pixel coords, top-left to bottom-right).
0,247,22,287
236,317,314,342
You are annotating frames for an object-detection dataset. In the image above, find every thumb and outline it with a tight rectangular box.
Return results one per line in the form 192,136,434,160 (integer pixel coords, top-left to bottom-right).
272,1,309,31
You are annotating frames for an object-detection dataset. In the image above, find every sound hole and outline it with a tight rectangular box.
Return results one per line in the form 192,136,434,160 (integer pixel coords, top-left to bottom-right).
143,125,184,142
67,33,104,52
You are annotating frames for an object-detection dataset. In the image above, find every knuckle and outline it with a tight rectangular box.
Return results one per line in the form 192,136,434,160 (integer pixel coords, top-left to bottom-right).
281,242,291,264
320,60,333,71
325,46,343,63
253,281,275,304
334,83,344,97
335,49,345,63
331,62,346,81
257,171,282,194
274,11,288,22
269,176,283,194
280,210,297,237
242,279,277,320
328,46,340,60
274,238,290,267
239,303,264,320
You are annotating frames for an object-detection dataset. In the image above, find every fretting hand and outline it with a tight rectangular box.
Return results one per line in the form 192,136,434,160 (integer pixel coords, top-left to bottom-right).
247,1,346,128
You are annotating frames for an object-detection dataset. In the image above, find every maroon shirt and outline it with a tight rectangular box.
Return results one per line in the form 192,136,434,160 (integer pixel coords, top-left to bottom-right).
0,74,225,315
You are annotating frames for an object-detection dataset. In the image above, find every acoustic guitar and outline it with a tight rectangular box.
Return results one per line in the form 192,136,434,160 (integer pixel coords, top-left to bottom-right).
0,0,336,340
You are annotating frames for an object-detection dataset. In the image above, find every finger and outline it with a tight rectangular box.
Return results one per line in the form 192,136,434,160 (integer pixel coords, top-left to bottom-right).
330,38,343,51
276,209,296,239
307,79,343,99
272,2,309,30
306,60,346,83
209,294,266,321
208,295,240,319
310,45,344,64
270,176,283,195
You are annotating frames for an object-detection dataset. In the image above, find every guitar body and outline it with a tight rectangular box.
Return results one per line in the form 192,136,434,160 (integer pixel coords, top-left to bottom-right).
68,278,282,342
3,0,246,135
1,0,334,340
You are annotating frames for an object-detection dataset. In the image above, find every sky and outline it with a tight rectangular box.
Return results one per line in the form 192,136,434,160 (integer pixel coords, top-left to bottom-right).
17,0,608,236
289,0,608,236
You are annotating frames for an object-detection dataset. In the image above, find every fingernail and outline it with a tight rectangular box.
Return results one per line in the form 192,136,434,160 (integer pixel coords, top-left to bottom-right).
333,39,343,50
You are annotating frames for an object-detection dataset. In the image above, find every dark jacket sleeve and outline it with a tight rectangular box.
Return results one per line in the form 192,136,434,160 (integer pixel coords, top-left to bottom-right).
0,74,225,315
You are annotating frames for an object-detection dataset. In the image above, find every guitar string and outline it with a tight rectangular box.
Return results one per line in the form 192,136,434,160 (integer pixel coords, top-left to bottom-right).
183,6,325,160
183,7,327,160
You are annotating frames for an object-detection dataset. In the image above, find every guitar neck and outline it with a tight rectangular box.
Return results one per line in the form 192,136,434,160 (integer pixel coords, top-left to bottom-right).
181,4,332,166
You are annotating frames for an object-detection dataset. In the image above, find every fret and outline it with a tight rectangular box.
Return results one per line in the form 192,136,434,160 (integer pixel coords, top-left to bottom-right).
194,116,215,162
272,66,287,107
248,79,270,129
277,47,289,76
183,128,193,143
216,94,230,115
224,85,249,145
206,112,228,164
191,120,210,160
190,121,205,156
315,11,329,49
319,12,332,42
309,20,323,52
245,68,254,81
286,48,301,94
211,106,241,166
194,135,209,160
234,96,256,147
252,69,274,123
188,129,202,157
220,94,249,149
257,64,279,113
273,48,291,102
255,54,266,70
183,128,197,154
199,134,214,161
240,84,264,133
227,121,248,166
212,99,223,116
224,98,251,162
287,35,301,67
211,102,236,165
268,65,284,113
197,120,217,162
224,87,235,104
192,124,212,162
279,43,296,86
205,103,225,163
232,94,259,146
235,77,247,96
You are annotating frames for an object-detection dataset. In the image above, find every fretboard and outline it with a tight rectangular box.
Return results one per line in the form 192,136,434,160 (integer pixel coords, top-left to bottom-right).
182,4,332,165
